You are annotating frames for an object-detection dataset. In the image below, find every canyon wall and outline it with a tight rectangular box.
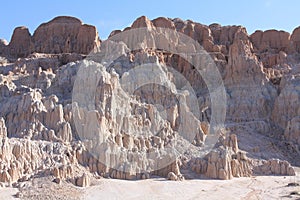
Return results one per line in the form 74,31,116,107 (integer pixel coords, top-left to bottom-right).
0,16,299,187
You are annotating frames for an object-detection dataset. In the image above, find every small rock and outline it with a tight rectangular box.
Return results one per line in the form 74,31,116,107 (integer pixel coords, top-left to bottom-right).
290,191,300,196
167,172,178,181
53,178,62,184
287,182,300,187
76,173,90,187
15,192,23,198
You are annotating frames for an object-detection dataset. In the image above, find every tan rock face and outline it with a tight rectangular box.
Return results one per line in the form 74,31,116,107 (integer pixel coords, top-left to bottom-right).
76,173,90,187
32,16,100,54
190,134,252,180
0,39,8,56
167,172,178,181
0,137,76,185
127,16,234,57
254,159,295,176
0,75,16,100
72,60,190,179
0,16,100,59
0,118,7,139
291,26,300,53
0,15,299,186
250,30,293,68
272,77,300,129
152,17,175,29
284,116,300,145
131,16,153,29
251,30,290,53
8,27,32,58
224,28,277,134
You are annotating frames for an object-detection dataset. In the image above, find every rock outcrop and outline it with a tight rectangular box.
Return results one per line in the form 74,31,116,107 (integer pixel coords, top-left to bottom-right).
0,39,8,56
75,173,90,187
272,76,300,129
284,116,300,146
0,15,299,188
0,16,100,59
8,26,32,58
0,118,7,139
291,26,300,53
190,134,252,180
32,16,100,54
250,30,291,53
254,159,296,176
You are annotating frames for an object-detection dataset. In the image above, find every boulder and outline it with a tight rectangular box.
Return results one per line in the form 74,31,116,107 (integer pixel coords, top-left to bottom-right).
167,172,178,181
76,173,90,187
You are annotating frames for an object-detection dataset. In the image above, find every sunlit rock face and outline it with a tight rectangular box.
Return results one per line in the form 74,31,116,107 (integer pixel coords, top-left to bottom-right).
1,16,100,59
0,16,299,186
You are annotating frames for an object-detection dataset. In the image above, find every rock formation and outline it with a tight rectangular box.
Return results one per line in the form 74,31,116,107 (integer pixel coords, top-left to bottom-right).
189,134,253,180
253,159,295,176
32,16,100,54
0,15,299,188
0,118,7,139
0,16,100,59
8,26,32,58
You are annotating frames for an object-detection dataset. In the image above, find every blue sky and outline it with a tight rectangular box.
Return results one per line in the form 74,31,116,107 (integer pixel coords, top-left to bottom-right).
1,0,299,42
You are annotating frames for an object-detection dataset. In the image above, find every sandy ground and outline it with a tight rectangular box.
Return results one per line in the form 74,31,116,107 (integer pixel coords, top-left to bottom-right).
1,168,300,200
0,188,19,200
84,175,300,200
